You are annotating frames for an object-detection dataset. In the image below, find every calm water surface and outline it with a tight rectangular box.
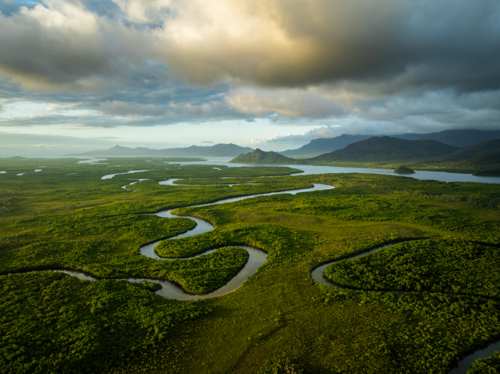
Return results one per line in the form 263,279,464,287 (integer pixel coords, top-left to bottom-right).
100,156,500,184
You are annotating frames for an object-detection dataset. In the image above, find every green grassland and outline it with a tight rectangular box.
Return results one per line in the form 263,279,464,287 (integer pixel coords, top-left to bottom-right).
1,157,500,373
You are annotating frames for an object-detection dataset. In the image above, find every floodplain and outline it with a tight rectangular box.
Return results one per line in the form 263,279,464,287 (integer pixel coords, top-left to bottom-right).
1,157,500,373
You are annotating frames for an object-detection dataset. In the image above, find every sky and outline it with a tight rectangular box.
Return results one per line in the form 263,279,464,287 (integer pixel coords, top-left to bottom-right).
0,0,500,156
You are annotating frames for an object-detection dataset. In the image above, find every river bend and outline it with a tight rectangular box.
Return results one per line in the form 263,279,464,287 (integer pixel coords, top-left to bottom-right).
57,176,500,372
59,181,335,301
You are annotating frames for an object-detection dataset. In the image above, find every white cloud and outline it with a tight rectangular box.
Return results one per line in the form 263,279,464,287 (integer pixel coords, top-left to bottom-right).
225,86,347,118
0,0,499,144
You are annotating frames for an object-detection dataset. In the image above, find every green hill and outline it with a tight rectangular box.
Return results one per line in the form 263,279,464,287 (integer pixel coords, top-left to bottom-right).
230,149,298,164
308,137,458,163
458,151,500,176
435,139,500,162
395,129,500,147
464,151,500,167
394,166,415,174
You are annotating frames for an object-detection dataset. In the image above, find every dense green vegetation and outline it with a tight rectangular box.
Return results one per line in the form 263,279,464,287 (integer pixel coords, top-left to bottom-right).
0,271,207,374
394,165,415,174
166,247,249,294
1,157,500,373
324,239,500,297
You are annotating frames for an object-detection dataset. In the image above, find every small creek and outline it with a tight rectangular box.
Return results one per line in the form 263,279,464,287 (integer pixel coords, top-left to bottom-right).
312,242,500,374
311,242,403,289
121,179,149,192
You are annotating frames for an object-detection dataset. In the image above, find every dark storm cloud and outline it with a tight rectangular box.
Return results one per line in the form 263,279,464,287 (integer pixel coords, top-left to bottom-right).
0,0,498,135
158,0,500,93
1,0,499,92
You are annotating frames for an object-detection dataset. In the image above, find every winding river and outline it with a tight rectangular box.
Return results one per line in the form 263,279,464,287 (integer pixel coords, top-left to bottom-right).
57,174,500,372
58,181,335,301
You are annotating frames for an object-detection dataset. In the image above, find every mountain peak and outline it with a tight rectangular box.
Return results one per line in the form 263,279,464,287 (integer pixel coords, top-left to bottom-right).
230,149,297,164
251,148,265,155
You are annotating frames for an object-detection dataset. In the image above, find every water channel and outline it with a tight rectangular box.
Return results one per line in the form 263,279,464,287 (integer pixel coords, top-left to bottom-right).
311,240,500,374
59,163,500,372
58,182,335,301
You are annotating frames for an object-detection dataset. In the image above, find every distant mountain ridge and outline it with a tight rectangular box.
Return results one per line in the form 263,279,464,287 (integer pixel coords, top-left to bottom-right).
279,129,500,157
68,143,254,157
308,137,458,163
393,129,500,148
279,135,371,157
434,139,500,162
232,135,500,172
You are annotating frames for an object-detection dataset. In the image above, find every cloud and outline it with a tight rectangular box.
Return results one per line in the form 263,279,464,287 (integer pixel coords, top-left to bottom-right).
0,0,155,91
225,86,348,118
263,126,340,146
99,101,166,117
1,0,499,93
153,0,500,92
0,0,499,139
201,140,213,143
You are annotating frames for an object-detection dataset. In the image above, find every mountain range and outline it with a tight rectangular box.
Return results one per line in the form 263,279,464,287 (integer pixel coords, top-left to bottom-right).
308,137,458,163
231,136,500,170
68,143,254,157
279,129,500,158
68,129,500,166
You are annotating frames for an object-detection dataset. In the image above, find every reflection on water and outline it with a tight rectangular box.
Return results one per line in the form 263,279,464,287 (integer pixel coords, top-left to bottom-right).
159,178,259,187
137,183,335,299
110,158,500,184
149,246,266,301
121,179,149,191
55,246,267,301
77,157,108,164
101,170,149,180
